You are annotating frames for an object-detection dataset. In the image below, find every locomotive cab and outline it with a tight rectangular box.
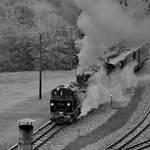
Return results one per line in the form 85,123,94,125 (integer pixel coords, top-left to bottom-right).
50,86,81,124
76,73,91,88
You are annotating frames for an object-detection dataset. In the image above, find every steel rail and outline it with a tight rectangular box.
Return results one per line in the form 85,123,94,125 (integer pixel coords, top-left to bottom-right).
33,125,65,150
105,105,150,150
33,121,52,136
125,139,150,150
32,123,57,148
116,121,150,150
9,121,54,150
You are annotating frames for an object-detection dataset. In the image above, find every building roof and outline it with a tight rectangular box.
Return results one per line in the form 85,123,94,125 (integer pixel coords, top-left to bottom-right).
107,43,147,65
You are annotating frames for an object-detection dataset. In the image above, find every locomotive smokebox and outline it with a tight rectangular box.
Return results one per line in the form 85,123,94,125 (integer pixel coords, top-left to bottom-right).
18,119,35,150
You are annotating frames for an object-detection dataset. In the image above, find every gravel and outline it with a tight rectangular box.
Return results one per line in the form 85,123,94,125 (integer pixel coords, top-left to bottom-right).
39,104,116,150
80,81,150,150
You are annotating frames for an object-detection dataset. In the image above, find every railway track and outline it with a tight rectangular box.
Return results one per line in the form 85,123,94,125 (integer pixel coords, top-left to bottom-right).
105,105,150,150
9,121,64,150
125,139,150,150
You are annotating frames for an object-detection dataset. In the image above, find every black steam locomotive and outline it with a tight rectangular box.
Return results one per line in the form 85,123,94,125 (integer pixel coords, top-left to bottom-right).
50,43,149,124
50,85,81,124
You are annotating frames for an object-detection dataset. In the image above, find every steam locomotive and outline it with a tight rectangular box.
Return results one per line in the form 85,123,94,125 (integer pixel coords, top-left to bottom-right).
50,42,149,124
50,85,81,124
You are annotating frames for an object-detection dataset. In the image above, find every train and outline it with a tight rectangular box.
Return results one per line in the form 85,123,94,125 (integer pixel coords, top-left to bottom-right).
50,42,149,124
104,43,149,74
50,85,82,124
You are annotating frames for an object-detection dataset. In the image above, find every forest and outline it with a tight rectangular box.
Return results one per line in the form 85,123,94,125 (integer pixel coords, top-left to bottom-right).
0,0,81,72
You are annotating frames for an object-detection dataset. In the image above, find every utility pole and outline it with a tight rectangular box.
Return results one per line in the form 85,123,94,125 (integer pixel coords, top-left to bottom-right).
110,94,113,109
66,25,75,70
39,33,42,100
70,27,73,70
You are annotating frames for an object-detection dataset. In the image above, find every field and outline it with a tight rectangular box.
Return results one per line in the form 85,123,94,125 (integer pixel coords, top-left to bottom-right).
0,60,150,149
0,70,76,148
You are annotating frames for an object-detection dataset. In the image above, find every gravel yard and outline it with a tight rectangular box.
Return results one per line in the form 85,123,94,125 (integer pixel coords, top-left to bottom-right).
39,103,117,150
61,82,146,150
75,61,150,150
79,81,150,150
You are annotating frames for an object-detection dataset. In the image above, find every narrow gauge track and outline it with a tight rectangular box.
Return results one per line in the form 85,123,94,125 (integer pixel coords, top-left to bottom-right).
125,139,150,150
9,121,64,150
105,105,150,150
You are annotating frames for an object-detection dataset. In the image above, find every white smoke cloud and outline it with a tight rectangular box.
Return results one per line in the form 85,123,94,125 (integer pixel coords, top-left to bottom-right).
73,0,150,67
80,61,139,116
72,0,150,116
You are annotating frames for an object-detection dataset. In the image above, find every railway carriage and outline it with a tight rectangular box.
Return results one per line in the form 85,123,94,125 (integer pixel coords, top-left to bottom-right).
50,85,81,124
104,43,149,74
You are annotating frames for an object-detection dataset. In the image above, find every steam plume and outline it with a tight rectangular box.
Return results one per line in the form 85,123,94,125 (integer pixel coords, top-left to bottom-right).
80,62,138,116
72,0,150,116
73,0,150,67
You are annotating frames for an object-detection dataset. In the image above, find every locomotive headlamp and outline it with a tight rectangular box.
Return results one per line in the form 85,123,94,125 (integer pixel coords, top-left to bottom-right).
67,102,71,106
51,103,54,106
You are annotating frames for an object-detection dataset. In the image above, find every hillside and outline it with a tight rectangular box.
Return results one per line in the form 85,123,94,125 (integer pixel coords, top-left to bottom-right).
0,0,81,72
51,0,81,25
1,0,149,72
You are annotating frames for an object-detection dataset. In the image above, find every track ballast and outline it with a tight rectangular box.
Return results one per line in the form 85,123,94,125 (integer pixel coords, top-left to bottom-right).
9,121,64,150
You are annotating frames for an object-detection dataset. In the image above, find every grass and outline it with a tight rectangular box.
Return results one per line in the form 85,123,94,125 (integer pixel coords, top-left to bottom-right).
0,70,76,148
